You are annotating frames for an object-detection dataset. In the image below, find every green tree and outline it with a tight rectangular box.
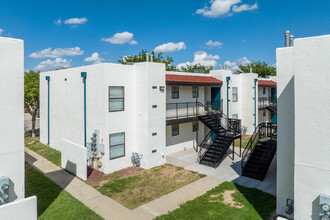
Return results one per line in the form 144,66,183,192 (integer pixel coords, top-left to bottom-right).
235,61,276,77
118,50,175,71
24,70,40,137
179,64,213,73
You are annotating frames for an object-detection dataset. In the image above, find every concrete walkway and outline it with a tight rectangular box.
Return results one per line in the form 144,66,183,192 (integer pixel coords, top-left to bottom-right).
25,148,222,220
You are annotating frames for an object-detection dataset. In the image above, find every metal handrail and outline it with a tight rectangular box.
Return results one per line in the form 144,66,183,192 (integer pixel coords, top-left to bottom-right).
197,131,212,162
166,102,197,119
256,125,277,172
258,97,277,108
241,122,277,170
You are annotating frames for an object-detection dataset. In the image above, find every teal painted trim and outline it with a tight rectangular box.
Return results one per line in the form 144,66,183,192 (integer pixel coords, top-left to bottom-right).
254,78,258,129
226,77,230,116
45,76,50,145
81,72,87,148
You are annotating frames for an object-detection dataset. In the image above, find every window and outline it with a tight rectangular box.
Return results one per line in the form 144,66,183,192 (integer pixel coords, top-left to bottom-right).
232,114,238,119
263,87,266,95
110,132,125,159
172,86,179,99
232,87,238,102
193,121,199,132
263,110,266,117
172,124,179,136
192,86,199,98
109,86,124,111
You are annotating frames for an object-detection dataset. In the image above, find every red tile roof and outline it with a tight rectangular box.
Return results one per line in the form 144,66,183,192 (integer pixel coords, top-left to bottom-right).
166,74,223,85
258,80,276,86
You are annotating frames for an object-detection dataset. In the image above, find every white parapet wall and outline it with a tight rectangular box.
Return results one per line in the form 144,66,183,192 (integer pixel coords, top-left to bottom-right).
0,37,25,201
61,139,87,180
0,196,37,220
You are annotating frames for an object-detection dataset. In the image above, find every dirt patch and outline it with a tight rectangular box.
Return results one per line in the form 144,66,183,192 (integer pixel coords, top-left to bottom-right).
85,166,144,186
222,190,244,208
94,164,203,209
209,190,244,208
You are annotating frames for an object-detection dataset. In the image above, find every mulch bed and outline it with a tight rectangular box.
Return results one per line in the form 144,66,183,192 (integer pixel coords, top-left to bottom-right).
85,166,144,186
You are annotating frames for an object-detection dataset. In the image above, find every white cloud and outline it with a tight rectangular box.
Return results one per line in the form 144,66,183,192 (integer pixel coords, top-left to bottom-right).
232,3,258,12
64,17,88,25
54,18,62,26
223,57,250,71
206,40,223,48
84,52,105,64
196,0,258,18
177,51,220,69
154,42,186,53
35,58,72,71
0,28,4,35
29,47,84,59
101,32,138,45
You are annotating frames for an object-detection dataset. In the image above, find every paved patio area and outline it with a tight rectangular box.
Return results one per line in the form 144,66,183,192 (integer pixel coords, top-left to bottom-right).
167,146,277,196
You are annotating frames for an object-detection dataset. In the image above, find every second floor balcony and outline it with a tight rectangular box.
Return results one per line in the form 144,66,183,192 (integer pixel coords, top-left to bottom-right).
166,100,223,121
258,97,277,109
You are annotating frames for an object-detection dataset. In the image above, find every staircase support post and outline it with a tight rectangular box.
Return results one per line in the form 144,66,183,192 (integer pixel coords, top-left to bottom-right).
239,136,242,157
232,140,235,160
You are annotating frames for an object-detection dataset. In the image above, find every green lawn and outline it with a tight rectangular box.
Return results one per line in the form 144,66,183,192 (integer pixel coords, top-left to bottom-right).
94,164,205,209
155,181,276,220
25,137,61,166
234,135,252,149
25,163,103,220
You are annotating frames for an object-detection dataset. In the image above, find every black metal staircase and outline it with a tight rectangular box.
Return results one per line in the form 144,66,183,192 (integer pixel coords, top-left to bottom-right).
241,122,277,180
196,102,241,168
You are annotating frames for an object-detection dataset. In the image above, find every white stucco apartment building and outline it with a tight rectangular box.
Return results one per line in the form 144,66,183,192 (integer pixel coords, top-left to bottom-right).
277,34,330,219
40,60,277,177
0,37,37,219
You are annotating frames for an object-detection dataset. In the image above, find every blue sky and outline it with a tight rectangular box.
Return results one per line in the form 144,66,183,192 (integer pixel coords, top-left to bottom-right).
1,0,330,71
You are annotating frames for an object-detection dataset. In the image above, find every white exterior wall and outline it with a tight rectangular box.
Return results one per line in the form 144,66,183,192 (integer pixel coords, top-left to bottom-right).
40,62,166,174
133,63,166,170
165,121,205,154
293,35,330,219
0,37,25,201
240,73,258,134
276,46,295,218
277,34,330,219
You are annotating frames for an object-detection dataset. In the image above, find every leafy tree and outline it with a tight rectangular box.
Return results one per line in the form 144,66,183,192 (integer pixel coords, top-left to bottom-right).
118,50,175,71
235,61,276,77
24,70,40,137
179,64,213,73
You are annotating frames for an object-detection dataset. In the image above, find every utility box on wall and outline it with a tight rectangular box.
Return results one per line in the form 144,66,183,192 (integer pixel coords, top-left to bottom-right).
320,194,330,220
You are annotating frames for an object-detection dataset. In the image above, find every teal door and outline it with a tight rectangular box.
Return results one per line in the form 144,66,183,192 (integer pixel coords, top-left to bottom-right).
211,87,221,140
211,87,221,111
271,87,277,123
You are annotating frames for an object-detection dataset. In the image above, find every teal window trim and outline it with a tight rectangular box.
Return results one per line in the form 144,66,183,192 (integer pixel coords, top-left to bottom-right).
45,76,50,145
81,72,87,148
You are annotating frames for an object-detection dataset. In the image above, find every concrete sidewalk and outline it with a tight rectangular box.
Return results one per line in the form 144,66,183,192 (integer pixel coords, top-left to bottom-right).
25,148,221,220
